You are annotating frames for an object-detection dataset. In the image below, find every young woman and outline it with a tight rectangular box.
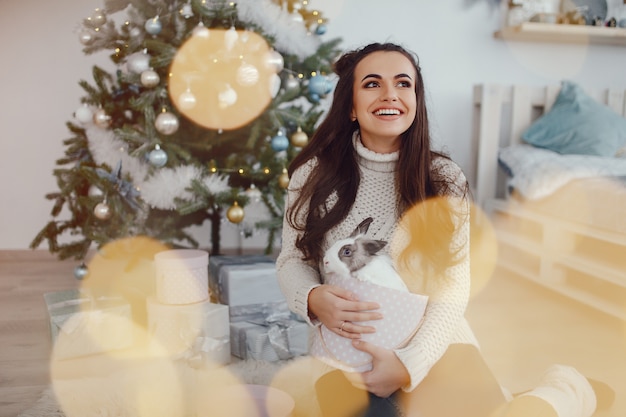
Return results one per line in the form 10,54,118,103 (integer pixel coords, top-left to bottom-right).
275,42,607,417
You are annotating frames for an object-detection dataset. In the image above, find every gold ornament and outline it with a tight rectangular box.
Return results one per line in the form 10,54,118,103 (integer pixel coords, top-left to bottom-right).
291,126,308,147
226,201,244,223
278,168,290,189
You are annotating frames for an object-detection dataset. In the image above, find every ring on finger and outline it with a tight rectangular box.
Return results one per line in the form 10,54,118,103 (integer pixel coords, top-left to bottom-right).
340,320,347,332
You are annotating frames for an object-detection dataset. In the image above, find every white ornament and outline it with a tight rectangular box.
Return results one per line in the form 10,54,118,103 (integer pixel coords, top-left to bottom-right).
141,69,160,88
78,30,94,45
145,16,162,35
74,105,93,124
178,89,197,110
269,73,281,98
94,202,112,220
246,184,262,203
236,63,260,87
265,49,284,73
88,185,104,198
181,3,194,18
218,84,237,109
148,145,168,167
126,52,151,73
155,112,179,135
193,22,210,38
224,26,238,50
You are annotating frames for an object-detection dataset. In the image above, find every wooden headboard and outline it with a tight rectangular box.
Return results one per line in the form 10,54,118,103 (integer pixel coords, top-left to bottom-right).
471,83,626,208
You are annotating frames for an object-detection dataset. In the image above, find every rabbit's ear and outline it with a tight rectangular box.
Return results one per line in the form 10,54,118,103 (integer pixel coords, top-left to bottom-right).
362,239,387,256
350,217,374,238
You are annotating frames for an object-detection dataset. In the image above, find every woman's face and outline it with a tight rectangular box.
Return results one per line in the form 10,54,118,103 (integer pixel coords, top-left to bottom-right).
351,51,417,153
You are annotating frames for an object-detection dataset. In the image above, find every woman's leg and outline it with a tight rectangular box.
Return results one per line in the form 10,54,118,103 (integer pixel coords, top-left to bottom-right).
397,343,509,417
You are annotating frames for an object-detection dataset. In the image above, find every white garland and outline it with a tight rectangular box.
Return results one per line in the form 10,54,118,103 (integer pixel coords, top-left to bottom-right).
85,126,230,210
236,0,321,59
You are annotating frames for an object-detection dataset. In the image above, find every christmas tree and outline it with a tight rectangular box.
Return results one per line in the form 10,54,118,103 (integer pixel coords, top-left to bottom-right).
30,0,342,261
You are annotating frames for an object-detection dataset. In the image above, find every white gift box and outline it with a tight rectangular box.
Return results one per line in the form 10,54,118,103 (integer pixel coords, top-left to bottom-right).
44,289,134,360
154,249,209,305
146,297,230,367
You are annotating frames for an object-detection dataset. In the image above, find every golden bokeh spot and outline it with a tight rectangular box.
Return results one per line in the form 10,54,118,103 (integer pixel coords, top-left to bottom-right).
169,29,275,131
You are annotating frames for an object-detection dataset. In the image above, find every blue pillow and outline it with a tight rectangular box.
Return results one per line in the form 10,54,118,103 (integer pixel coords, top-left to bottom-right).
522,80,626,157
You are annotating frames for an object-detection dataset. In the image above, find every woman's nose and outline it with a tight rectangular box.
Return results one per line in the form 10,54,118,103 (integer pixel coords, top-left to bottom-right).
380,85,397,101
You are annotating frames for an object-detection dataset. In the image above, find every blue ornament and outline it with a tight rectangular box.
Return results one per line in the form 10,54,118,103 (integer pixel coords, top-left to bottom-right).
74,263,89,280
145,17,162,35
271,131,289,152
309,92,320,103
308,74,329,96
148,145,168,167
315,24,327,35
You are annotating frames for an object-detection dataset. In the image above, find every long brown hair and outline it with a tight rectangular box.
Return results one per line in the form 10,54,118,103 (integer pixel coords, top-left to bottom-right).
287,43,468,273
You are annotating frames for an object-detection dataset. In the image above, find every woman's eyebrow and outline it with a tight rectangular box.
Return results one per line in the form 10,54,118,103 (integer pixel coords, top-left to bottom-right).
360,73,413,82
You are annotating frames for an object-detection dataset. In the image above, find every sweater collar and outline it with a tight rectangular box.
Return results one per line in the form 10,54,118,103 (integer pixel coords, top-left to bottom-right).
352,130,398,173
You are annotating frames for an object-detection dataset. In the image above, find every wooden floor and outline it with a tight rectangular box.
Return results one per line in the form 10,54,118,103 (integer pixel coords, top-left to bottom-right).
1,249,624,417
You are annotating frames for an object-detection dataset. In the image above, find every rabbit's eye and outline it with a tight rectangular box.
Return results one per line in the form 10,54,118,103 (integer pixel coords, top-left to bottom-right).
341,247,352,257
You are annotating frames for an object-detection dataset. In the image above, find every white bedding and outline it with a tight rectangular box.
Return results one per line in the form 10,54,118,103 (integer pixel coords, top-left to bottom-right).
498,144,626,201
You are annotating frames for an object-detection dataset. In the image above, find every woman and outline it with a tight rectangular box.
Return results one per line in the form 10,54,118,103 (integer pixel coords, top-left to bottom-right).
275,42,605,417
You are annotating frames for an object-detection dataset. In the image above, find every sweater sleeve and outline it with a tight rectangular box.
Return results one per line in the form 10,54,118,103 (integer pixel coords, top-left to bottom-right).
275,160,323,325
394,161,472,392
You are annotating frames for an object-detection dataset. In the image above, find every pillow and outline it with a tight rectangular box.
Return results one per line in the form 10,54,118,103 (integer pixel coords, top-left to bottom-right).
522,80,626,157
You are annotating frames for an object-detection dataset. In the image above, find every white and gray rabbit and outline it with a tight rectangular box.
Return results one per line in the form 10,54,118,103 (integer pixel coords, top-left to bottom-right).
323,217,409,292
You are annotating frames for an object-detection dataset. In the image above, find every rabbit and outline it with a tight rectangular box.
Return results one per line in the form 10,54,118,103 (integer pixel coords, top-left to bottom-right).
323,217,409,292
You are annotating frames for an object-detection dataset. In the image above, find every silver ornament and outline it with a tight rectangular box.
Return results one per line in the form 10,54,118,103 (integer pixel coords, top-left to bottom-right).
74,105,93,124
90,8,107,26
193,22,210,38
94,202,112,220
148,145,168,167
285,74,300,91
265,49,284,73
88,185,104,197
155,112,179,135
144,16,162,35
181,3,194,18
140,69,160,88
93,109,112,128
74,263,89,280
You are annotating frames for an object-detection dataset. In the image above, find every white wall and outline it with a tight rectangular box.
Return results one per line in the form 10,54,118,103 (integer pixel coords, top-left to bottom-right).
2,0,626,251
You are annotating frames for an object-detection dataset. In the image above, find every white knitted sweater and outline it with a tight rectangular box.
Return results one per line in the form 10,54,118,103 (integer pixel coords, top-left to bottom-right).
276,133,479,392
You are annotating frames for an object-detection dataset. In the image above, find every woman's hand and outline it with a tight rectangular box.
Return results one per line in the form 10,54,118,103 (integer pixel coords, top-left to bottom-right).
345,340,410,398
308,284,382,338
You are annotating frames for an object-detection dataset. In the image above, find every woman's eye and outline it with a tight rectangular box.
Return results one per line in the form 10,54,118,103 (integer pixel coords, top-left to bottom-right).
397,80,412,88
364,81,379,88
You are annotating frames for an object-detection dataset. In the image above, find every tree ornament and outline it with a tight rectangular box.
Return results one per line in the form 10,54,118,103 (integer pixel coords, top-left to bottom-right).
284,73,300,91
74,263,89,280
94,201,112,220
236,62,260,87
90,8,107,26
74,105,93,124
78,30,94,45
180,3,194,19
271,130,289,152
140,69,160,88
265,49,284,73
145,16,162,35
155,111,179,135
178,89,197,110
93,108,112,128
269,73,281,98
245,183,262,203
218,84,238,109
315,24,328,35
278,168,290,189
308,74,330,96
126,51,151,74
224,26,239,50
226,201,244,223
88,185,104,198
148,144,168,167
193,22,210,38
291,126,308,147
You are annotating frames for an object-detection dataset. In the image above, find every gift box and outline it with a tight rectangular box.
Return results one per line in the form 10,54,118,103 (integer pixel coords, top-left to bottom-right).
146,297,230,367
229,314,309,361
44,289,134,360
154,249,209,305
208,255,279,305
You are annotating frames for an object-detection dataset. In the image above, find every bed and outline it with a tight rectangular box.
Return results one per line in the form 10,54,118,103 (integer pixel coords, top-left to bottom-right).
472,81,626,320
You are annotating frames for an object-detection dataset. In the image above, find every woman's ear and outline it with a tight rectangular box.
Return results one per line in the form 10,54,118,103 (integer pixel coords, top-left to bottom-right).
350,111,356,122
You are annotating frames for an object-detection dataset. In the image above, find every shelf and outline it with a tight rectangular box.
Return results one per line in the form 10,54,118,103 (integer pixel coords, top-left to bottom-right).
495,22,626,46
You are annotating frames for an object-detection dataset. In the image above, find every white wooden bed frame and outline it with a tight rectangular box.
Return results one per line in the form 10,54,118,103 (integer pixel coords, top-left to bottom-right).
472,83,626,320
